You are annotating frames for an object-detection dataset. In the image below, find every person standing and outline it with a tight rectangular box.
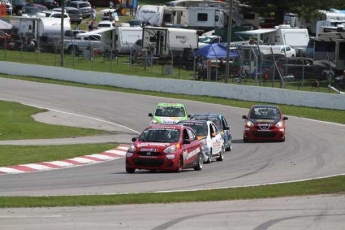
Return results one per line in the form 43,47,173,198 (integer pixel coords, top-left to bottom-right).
87,6,97,24
109,0,114,9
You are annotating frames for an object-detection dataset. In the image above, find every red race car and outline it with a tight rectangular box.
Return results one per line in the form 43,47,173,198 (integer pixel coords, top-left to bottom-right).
242,105,288,142
126,124,203,173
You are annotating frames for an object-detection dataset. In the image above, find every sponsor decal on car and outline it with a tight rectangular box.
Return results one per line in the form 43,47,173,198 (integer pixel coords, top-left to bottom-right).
137,143,170,147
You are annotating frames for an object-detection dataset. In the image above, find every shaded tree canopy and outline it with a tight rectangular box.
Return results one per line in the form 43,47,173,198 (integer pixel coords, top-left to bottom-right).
238,0,345,23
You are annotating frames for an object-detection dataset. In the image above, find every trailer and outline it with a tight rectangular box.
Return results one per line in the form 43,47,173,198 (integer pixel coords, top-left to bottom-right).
187,6,228,32
142,26,198,57
135,5,188,27
10,16,71,40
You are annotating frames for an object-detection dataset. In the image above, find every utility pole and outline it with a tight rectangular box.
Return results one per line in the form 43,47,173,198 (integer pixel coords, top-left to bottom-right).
225,0,233,83
60,0,65,66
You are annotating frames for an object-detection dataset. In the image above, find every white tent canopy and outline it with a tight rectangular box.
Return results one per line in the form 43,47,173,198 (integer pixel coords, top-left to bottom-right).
0,19,13,30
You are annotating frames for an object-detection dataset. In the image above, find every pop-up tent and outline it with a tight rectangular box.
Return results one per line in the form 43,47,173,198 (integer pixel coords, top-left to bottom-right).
0,19,13,30
195,43,240,59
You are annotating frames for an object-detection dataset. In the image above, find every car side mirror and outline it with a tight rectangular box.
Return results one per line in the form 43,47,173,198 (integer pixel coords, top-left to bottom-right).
131,137,137,142
148,113,153,117
242,115,248,119
211,133,216,137
283,116,288,120
183,139,191,144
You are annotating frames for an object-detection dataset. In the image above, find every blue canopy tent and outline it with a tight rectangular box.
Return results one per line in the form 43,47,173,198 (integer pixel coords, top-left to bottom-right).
195,43,240,60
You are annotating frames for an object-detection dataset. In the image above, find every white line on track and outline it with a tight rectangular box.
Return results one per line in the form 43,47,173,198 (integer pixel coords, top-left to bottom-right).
22,103,140,134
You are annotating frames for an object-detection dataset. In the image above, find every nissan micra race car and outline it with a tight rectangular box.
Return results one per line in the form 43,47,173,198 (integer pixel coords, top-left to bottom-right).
178,120,225,163
125,125,203,173
190,113,232,151
242,105,288,142
148,103,189,125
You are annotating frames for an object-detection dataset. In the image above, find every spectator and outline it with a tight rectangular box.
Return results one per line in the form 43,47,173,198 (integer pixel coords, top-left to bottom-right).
87,6,97,24
88,22,98,31
109,0,114,9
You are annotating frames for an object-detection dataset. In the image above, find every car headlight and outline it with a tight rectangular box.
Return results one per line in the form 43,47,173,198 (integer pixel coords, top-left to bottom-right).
246,121,254,127
200,138,207,145
276,121,283,128
163,145,176,154
127,144,136,153
150,119,158,124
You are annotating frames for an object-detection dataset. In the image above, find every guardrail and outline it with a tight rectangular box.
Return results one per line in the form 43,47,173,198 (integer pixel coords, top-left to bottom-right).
0,61,344,110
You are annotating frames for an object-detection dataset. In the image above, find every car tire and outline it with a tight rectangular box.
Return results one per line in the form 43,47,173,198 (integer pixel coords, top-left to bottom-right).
206,149,212,164
243,135,249,143
194,154,203,170
126,167,135,173
216,147,224,161
176,156,183,173
225,140,232,151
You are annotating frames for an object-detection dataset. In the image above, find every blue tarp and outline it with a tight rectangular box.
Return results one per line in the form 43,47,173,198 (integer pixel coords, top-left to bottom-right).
195,43,240,60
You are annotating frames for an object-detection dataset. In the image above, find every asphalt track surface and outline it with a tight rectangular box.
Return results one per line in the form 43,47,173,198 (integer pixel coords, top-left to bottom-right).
0,77,345,197
1,77,345,230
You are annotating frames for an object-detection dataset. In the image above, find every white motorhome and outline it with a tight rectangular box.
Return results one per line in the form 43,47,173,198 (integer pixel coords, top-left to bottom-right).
188,6,228,32
135,5,188,26
142,27,198,56
76,26,142,54
10,16,71,40
236,25,309,53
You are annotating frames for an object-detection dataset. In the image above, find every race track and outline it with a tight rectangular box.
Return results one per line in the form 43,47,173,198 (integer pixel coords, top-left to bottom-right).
0,77,345,196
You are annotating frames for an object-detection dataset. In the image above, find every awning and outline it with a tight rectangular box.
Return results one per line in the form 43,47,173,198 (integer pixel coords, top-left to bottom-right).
235,28,277,36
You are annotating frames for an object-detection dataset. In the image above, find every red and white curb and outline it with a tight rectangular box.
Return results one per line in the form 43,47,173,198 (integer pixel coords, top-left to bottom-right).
0,144,129,175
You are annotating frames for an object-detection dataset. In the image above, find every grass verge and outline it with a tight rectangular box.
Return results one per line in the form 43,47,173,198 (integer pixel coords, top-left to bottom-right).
0,143,117,167
2,74,345,124
1,176,344,208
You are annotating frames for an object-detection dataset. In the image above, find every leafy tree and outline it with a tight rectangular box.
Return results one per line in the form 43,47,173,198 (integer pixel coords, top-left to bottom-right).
238,0,345,23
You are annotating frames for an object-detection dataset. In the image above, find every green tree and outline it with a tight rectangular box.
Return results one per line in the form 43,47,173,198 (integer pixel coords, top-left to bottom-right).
239,0,345,23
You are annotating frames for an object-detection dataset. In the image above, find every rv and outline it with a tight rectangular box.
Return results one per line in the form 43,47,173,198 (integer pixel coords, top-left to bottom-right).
236,25,310,54
135,5,188,27
142,27,198,56
76,26,142,54
187,6,228,32
10,16,71,40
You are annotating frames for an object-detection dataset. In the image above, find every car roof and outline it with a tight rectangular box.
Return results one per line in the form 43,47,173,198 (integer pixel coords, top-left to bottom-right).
251,105,280,109
191,113,222,118
147,124,186,130
156,103,185,107
178,119,209,125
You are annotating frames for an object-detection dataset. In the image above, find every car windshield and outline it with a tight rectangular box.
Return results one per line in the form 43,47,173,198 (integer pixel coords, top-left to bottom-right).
181,123,208,136
155,106,185,117
139,128,180,143
250,107,281,120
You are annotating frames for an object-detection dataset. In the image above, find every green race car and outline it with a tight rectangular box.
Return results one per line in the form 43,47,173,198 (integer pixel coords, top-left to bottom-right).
148,103,189,124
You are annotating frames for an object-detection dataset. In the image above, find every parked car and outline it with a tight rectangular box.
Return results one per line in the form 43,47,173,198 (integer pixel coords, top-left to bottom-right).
178,119,224,163
33,0,58,10
198,35,223,49
148,103,189,125
22,3,48,16
1,0,13,15
97,20,116,28
259,17,275,28
66,1,91,18
11,0,25,15
42,10,70,20
53,7,82,24
190,113,232,151
242,105,288,142
125,124,203,173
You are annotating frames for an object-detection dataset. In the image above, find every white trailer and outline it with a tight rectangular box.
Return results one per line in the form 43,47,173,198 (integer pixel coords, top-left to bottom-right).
76,26,142,54
142,27,198,56
236,25,309,53
10,16,71,40
135,5,188,26
188,6,228,32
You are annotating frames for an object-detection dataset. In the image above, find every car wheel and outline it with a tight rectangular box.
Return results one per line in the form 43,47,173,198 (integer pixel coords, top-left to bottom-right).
131,50,137,63
206,149,212,164
216,146,224,162
126,167,135,173
243,135,249,143
194,154,203,170
176,156,183,173
280,136,286,142
225,140,232,151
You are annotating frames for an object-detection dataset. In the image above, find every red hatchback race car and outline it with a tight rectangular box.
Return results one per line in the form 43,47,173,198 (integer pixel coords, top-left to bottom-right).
242,105,288,142
125,125,203,173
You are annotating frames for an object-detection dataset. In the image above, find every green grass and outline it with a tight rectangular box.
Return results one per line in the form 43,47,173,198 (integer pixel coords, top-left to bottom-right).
2,74,345,124
0,143,117,167
0,100,112,140
1,175,344,207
